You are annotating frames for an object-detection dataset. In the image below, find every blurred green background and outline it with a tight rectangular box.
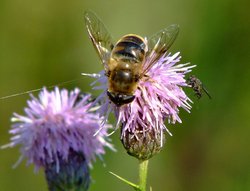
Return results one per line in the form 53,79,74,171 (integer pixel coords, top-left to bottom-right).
0,0,249,190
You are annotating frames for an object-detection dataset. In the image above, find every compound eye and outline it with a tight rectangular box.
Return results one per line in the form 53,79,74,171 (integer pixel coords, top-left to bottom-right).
120,94,135,105
107,91,135,106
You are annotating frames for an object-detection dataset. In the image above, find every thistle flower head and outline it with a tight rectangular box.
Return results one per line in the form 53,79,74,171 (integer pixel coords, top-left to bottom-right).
88,52,194,160
4,87,114,190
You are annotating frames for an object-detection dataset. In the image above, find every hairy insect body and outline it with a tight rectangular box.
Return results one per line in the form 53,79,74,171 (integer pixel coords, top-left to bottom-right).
107,35,146,106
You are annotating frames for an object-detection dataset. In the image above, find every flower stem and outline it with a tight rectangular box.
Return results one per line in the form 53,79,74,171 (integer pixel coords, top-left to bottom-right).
138,160,149,191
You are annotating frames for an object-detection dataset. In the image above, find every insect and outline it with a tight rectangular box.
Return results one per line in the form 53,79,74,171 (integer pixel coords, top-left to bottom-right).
187,75,211,99
84,10,179,106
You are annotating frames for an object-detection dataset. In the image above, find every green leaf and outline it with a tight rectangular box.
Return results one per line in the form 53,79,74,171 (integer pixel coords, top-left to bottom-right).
109,171,140,191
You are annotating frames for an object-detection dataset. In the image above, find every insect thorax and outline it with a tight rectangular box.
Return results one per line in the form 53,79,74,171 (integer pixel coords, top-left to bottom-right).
108,59,139,94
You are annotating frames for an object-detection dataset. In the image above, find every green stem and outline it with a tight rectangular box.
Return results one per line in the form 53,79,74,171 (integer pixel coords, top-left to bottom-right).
138,160,149,191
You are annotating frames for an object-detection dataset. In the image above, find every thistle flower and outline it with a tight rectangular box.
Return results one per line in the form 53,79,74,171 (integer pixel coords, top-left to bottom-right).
3,87,113,190
86,52,194,160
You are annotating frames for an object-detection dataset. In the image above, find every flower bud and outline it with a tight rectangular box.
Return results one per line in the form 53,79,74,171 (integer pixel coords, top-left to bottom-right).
121,124,165,160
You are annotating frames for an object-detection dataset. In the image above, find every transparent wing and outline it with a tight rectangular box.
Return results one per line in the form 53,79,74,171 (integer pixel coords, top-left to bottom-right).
202,85,212,99
142,24,179,75
84,10,114,68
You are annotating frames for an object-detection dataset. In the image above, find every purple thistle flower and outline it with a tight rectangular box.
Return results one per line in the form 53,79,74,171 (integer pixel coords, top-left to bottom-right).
85,52,195,160
3,87,114,190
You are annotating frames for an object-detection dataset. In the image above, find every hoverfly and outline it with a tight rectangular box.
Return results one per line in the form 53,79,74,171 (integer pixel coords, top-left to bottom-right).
84,11,179,106
187,75,211,99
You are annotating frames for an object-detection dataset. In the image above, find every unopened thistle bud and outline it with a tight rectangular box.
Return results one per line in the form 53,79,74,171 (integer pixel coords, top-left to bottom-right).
121,123,165,160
